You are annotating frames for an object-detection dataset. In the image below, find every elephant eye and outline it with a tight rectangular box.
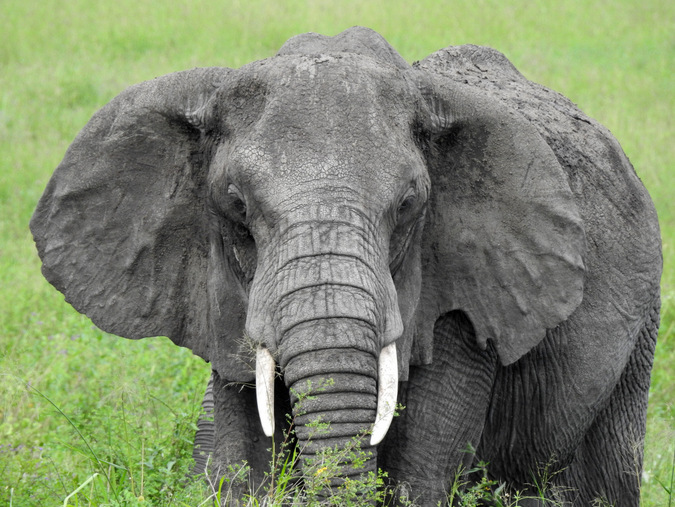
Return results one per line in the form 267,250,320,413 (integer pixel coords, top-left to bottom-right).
228,184,247,219
397,193,416,218
232,196,247,217
233,222,252,242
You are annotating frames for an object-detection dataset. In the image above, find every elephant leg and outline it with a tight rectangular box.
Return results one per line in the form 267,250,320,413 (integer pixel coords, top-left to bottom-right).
205,369,292,499
192,372,215,476
557,304,659,506
380,311,498,505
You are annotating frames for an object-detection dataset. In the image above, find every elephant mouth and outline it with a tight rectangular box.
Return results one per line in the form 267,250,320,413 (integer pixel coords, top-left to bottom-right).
255,342,399,446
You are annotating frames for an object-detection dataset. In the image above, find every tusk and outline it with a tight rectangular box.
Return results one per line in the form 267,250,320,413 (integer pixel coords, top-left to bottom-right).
255,347,276,437
370,342,398,446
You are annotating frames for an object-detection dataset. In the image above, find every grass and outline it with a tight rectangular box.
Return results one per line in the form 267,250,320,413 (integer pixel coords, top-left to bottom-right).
1,0,673,505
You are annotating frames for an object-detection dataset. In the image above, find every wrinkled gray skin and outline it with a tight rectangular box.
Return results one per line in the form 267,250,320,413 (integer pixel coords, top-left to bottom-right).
31,27,661,506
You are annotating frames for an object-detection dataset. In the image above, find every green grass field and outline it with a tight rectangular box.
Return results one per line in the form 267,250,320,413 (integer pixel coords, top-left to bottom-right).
1,0,673,505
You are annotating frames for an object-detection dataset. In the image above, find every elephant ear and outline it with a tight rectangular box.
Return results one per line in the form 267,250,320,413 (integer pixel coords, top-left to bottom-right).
30,67,248,375
413,69,586,366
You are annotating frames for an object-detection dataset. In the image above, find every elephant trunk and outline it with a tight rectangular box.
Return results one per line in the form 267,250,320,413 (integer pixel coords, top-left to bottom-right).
289,350,377,478
256,326,399,483
282,322,380,483
248,214,402,484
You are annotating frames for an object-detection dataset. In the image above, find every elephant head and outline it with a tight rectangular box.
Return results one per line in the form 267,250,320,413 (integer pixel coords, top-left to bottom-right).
31,27,586,485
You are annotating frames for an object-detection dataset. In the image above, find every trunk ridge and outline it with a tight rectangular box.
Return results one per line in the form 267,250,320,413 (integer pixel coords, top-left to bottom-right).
289,374,378,486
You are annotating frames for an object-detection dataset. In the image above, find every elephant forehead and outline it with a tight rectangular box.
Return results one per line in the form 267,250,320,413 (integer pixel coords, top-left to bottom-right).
229,134,420,207
235,54,418,140
226,55,425,203
270,56,411,125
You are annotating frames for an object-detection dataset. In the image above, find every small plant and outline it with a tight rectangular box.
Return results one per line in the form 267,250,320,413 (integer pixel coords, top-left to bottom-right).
446,450,573,507
197,378,411,506
447,459,513,507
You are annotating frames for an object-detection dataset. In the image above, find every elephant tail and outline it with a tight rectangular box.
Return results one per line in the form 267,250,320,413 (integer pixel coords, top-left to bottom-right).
191,372,215,476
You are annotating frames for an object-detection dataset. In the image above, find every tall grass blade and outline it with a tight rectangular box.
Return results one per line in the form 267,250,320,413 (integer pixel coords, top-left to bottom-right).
63,473,99,507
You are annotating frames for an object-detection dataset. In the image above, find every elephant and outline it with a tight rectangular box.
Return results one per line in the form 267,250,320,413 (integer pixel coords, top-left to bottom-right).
31,27,661,505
